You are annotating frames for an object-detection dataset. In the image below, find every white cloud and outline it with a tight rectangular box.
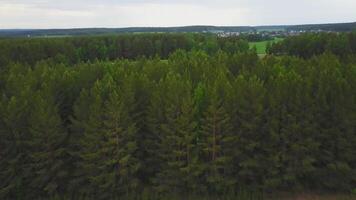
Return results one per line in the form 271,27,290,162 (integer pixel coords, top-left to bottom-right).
0,0,355,28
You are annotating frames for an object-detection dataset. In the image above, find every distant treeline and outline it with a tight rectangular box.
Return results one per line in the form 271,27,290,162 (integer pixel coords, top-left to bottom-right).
268,32,356,58
0,26,254,37
0,33,249,66
0,33,356,200
286,22,356,32
0,21,355,37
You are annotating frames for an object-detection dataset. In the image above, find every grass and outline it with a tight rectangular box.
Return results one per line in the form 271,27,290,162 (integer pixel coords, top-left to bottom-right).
249,37,284,55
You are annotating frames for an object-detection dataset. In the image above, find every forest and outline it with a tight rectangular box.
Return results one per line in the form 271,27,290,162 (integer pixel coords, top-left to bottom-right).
0,33,355,200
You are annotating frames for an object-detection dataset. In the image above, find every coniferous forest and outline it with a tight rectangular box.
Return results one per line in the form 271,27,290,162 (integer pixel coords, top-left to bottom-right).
0,33,356,199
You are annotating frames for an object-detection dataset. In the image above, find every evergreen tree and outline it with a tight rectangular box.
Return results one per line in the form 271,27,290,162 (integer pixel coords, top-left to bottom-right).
199,75,235,193
0,92,33,199
265,67,318,190
28,92,68,197
311,55,355,190
0,33,356,198
153,75,199,194
70,79,107,198
230,75,267,188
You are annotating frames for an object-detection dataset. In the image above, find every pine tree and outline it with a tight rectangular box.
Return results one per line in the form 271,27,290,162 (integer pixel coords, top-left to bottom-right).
153,75,199,194
119,73,153,187
230,75,267,188
72,74,142,199
310,55,355,190
144,81,166,185
70,79,107,198
199,76,235,193
95,90,140,198
265,67,318,190
0,92,33,199
28,92,68,197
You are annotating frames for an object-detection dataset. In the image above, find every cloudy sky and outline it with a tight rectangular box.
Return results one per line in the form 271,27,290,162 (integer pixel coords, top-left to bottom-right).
0,0,355,29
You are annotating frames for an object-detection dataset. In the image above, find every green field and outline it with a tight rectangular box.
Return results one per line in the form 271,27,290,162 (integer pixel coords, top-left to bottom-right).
249,37,284,55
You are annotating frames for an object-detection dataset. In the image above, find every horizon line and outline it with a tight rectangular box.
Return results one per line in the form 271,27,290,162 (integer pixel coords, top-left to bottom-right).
1,21,355,30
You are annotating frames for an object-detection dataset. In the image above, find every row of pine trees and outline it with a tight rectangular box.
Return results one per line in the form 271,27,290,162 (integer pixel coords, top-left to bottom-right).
268,32,356,59
0,33,249,66
0,35,356,199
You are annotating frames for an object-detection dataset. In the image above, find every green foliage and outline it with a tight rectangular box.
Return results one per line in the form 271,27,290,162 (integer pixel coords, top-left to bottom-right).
0,34,250,66
198,75,235,193
268,32,356,59
28,92,68,197
0,33,355,199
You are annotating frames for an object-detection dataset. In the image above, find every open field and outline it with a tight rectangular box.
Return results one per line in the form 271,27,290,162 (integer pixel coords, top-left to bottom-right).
249,37,284,55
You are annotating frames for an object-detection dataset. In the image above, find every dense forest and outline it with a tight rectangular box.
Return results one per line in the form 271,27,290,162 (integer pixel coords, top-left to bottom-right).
268,32,356,58
0,33,248,66
0,33,355,200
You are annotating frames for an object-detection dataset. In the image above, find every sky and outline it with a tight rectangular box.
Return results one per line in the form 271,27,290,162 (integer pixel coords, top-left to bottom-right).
0,0,355,29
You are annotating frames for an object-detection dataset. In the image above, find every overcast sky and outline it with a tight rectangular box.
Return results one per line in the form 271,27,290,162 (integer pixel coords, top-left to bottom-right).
0,0,355,29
